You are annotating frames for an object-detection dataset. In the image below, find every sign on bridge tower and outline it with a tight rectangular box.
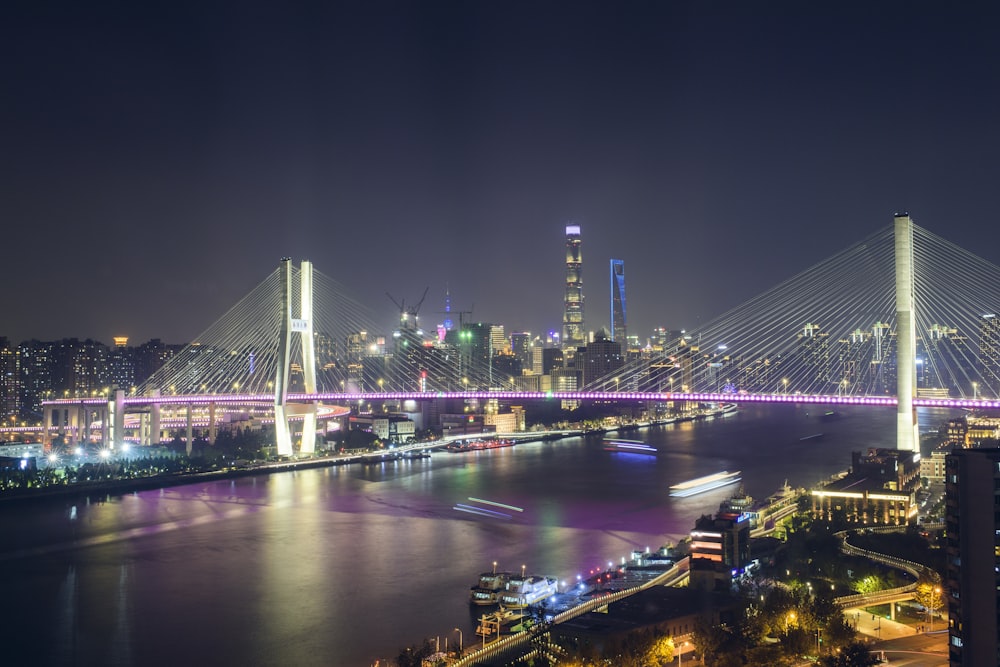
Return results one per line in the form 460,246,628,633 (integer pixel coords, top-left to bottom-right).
274,258,318,457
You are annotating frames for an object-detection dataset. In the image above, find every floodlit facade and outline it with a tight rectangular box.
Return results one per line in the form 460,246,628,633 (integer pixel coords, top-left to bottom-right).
810,448,921,526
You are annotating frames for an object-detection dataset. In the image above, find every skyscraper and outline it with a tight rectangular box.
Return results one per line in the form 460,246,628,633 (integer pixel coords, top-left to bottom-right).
945,447,1000,666
562,225,585,352
610,259,626,345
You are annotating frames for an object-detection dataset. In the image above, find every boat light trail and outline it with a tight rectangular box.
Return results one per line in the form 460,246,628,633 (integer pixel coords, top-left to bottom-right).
467,497,524,512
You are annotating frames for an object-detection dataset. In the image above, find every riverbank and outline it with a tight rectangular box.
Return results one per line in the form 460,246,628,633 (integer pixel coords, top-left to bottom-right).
0,430,587,505
0,452,382,504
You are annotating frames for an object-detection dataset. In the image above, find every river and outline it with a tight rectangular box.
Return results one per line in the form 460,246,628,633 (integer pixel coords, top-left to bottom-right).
0,403,950,666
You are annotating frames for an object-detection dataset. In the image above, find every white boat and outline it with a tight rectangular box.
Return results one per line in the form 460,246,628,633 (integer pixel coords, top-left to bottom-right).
498,575,558,609
469,570,511,606
669,471,742,498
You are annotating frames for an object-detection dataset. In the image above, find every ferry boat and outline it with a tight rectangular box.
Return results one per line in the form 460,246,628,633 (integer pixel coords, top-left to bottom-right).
669,471,742,498
446,438,515,453
469,569,511,606
602,438,657,455
498,575,558,609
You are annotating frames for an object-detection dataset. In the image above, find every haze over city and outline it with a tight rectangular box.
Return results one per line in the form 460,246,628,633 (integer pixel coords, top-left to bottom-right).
4,2,1000,346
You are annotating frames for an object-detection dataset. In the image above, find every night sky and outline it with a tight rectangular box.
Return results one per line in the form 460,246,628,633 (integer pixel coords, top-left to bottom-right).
4,1,999,346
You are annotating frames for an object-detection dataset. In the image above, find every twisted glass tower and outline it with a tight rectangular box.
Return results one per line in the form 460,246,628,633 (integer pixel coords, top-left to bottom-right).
610,259,626,345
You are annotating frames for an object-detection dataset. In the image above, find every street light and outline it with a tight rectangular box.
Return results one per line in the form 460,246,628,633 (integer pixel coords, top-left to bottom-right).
453,627,463,655
677,640,687,666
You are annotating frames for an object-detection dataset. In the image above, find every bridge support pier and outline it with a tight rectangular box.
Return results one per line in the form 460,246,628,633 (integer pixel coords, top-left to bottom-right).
41,405,52,450
149,390,161,447
109,390,125,450
894,214,919,452
186,405,194,456
208,402,217,444
99,403,111,450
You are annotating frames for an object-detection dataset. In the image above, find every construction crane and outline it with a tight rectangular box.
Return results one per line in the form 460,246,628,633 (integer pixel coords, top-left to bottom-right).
386,287,429,330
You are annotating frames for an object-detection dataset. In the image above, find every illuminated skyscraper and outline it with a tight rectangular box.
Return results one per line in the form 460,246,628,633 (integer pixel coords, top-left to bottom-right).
610,259,626,345
562,225,585,352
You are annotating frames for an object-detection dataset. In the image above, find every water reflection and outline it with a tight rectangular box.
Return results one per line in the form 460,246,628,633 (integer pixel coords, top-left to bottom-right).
0,404,953,666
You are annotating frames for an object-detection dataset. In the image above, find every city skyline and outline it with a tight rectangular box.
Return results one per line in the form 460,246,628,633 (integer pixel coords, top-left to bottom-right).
4,2,1000,345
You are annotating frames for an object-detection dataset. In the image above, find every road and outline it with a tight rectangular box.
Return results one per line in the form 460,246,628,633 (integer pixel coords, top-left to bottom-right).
841,608,948,666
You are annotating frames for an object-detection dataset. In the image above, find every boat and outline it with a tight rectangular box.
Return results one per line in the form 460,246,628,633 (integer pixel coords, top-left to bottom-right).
719,485,753,514
446,438,515,453
669,471,742,498
360,452,400,464
400,450,431,459
602,438,657,455
498,575,558,609
799,433,824,442
469,569,511,606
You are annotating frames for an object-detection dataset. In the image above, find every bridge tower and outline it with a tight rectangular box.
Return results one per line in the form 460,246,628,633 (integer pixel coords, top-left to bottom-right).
274,258,318,457
894,213,919,452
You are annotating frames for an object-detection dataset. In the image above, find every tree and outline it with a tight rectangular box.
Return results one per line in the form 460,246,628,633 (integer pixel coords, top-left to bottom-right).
913,579,944,626
644,635,675,666
851,573,885,594
817,641,880,667
393,639,435,667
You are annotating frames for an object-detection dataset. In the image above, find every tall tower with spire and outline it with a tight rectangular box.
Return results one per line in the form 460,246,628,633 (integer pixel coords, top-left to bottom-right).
562,224,585,353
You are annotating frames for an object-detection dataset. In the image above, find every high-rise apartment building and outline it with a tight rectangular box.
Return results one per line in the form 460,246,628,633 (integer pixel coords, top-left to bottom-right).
0,337,17,419
610,259,626,345
798,323,831,389
979,313,1000,398
945,447,1000,666
562,225,585,353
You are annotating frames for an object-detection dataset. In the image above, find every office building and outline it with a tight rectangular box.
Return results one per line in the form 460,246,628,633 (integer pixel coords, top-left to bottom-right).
689,510,751,591
577,328,623,386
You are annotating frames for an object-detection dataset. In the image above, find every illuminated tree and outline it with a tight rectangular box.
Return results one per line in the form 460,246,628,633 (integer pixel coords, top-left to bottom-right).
644,635,675,666
913,579,944,625
851,574,885,594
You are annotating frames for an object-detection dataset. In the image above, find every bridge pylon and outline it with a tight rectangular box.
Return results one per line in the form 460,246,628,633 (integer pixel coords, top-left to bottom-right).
274,258,318,457
894,213,919,452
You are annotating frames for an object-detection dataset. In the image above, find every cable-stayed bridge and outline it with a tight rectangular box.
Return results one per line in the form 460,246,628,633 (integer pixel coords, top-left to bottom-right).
39,215,1000,454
